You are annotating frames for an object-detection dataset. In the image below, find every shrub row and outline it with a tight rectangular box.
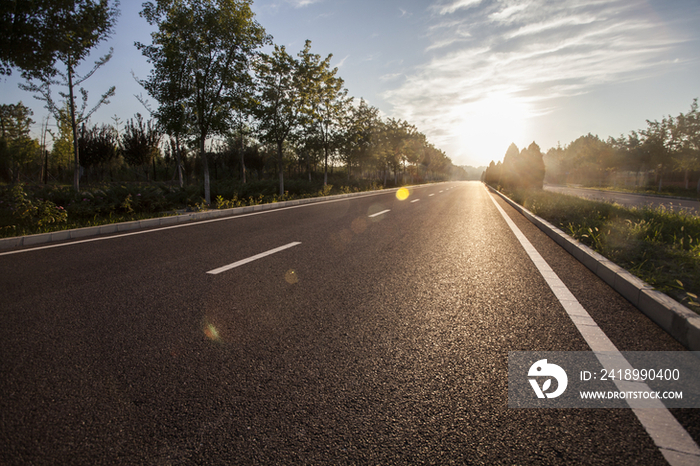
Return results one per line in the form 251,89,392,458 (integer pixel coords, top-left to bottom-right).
0,178,386,238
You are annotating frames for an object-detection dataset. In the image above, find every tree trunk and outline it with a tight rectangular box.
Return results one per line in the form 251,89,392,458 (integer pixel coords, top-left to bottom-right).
67,58,80,192
684,169,689,190
277,140,284,196
43,149,48,184
307,153,311,182
201,136,211,204
240,136,246,184
175,136,184,188
323,145,329,186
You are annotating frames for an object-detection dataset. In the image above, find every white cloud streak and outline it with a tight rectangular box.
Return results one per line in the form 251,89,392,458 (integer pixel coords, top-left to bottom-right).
436,0,484,15
383,0,690,164
335,55,350,68
286,0,323,8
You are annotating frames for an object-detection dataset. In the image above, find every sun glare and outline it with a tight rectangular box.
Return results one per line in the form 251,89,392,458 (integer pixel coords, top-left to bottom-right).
457,93,530,166
396,187,410,200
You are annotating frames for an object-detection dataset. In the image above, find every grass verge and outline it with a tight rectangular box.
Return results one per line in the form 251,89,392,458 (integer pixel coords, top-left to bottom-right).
574,184,700,200
0,179,388,239
505,188,700,312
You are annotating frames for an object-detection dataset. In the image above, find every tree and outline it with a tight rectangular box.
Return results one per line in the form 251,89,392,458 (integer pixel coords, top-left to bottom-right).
640,118,672,190
254,44,305,195
49,104,75,178
297,40,352,186
0,102,40,182
499,143,520,188
18,0,120,191
121,114,162,180
520,142,545,189
1,0,83,77
342,99,381,180
226,68,259,185
375,118,417,186
669,99,700,191
138,0,269,204
78,122,118,181
493,142,544,190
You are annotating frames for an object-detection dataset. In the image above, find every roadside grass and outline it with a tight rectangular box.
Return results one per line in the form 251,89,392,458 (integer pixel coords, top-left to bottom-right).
0,178,388,239
572,184,700,200
505,188,700,311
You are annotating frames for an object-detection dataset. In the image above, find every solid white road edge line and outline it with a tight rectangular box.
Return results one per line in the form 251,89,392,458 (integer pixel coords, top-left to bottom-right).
368,209,390,218
206,242,301,275
487,190,700,466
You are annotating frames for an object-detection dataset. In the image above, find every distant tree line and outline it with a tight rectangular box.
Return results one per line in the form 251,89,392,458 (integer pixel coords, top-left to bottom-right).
482,142,545,190
483,98,700,193
1,0,462,201
545,99,700,192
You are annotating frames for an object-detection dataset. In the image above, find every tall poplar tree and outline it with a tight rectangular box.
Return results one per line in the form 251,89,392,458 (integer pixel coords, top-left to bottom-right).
297,40,352,186
17,0,120,191
138,0,269,204
254,45,305,196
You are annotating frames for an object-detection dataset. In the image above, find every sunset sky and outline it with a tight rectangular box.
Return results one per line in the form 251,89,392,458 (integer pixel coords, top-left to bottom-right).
2,0,699,168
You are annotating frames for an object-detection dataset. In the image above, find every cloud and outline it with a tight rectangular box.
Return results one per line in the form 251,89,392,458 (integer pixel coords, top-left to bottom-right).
435,0,484,15
383,0,690,164
335,55,350,68
489,3,529,22
286,0,323,7
379,73,403,82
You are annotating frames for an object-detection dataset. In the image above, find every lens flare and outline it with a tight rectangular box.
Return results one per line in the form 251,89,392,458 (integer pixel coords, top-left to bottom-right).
351,217,367,234
204,323,220,341
396,187,410,201
285,269,299,284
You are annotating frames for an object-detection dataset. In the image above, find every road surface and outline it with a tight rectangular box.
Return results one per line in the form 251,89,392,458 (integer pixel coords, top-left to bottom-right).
544,185,700,214
1,181,698,464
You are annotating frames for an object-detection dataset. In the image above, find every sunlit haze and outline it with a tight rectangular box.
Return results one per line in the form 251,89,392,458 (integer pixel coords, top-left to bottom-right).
2,0,699,168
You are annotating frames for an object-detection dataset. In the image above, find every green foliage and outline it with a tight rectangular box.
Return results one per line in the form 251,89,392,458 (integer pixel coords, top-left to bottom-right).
1,0,119,78
0,102,41,182
297,39,352,185
50,104,75,172
0,184,67,234
17,0,120,191
79,122,118,172
509,189,700,310
137,0,270,204
319,184,332,196
121,114,161,178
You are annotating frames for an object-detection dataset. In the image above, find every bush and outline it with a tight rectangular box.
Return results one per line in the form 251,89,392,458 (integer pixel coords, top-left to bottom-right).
0,184,68,232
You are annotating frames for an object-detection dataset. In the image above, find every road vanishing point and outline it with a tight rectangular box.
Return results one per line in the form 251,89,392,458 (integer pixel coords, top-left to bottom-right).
1,181,699,465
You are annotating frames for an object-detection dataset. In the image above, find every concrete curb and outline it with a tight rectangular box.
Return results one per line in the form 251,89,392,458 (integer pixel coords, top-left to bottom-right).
0,183,434,252
487,185,700,351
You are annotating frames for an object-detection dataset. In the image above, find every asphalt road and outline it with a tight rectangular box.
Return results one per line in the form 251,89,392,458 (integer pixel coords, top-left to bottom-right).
544,185,700,214
1,181,698,465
